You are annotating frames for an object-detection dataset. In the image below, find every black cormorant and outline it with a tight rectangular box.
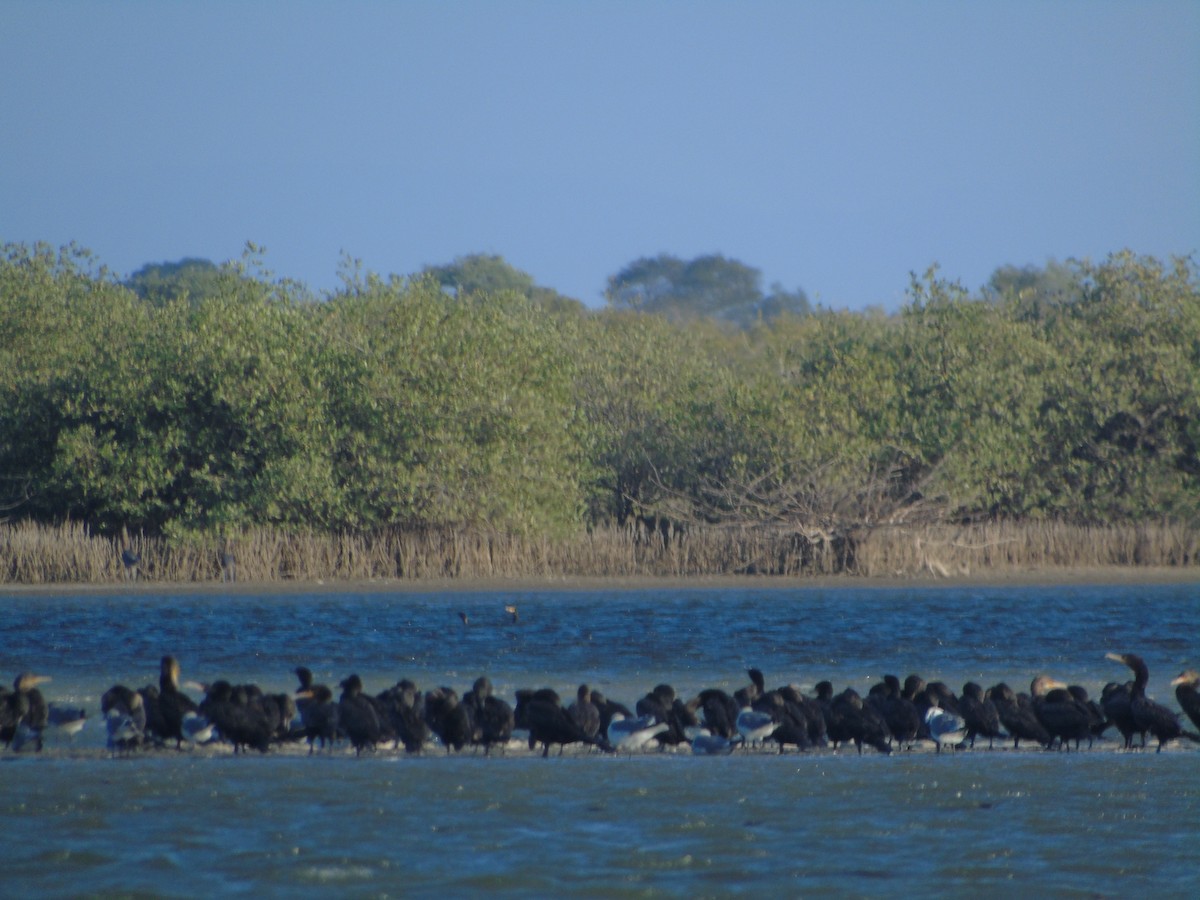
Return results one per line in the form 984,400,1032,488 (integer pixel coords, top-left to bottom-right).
1171,669,1200,732
1107,652,1200,752
959,682,1004,749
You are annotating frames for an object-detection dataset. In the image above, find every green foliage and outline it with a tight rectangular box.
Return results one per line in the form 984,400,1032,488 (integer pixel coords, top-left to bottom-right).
420,253,585,314
125,257,223,307
2,243,1197,542
606,253,809,327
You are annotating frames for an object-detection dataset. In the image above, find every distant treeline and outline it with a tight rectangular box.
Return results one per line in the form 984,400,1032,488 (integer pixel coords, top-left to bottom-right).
1,242,1197,573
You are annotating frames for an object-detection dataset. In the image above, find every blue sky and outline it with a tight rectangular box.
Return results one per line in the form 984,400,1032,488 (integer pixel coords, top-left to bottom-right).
3,1,1197,311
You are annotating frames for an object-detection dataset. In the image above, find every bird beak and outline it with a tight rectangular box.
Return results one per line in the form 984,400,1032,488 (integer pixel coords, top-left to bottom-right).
296,689,314,700
1104,653,1125,664
1171,674,1186,687
184,680,206,693
31,675,52,686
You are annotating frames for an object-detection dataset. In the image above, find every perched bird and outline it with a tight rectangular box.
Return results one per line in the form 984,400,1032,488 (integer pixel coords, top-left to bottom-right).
46,703,88,741
735,707,776,746
219,544,237,583
104,690,146,755
1030,675,1094,751
463,676,514,753
568,684,601,741
1171,669,1200,732
295,684,339,752
989,682,1053,750
337,674,383,755
1107,652,1200,752
606,713,668,752
1100,681,1141,749
958,682,1004,749
4,673,51,751
924,703,966,753
691,732,741,755
120,546,141,581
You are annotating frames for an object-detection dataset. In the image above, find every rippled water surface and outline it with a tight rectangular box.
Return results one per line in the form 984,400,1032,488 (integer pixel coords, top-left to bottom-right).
3,581,1199,896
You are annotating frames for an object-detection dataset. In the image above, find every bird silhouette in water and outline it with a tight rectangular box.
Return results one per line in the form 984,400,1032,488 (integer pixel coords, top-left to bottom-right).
505,605,519,623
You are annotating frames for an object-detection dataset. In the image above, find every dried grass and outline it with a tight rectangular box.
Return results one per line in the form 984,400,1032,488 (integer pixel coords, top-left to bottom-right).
1,519,1196,585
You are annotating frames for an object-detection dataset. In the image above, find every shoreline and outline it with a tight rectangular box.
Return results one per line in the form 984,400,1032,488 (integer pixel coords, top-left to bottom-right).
3,565,1197,597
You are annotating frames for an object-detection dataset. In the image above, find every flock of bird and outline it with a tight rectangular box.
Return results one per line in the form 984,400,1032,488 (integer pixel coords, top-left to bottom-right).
4,650,1200,759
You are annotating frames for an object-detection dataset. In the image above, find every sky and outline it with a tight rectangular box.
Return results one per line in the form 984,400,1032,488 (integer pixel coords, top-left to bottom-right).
2,1,1198,311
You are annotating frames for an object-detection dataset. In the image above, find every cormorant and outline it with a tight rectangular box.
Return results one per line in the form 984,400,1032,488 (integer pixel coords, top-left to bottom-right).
145,656,200,749
5,673,51,751
830,687,892,755
1100,681,1141,749
376,679,429,753
691,688,739,739
1171,669,1200,732
959,682,1004,749
989,682,1053,750
1030,675,1093,751
463,676,514,753
424,687,476,753
197,680,273,753
515,688,611,757
1107,652,1200,752
295,684,339,752
590,691,634,737
338,674,383,755
568,684,601,741
870,675,921,748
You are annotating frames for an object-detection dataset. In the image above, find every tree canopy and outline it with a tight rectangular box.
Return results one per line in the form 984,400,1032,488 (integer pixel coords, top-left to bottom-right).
605,253,809,327
3,242,1196,545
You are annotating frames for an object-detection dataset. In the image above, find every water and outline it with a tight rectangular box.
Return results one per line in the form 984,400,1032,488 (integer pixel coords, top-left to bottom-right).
3,581,1199,896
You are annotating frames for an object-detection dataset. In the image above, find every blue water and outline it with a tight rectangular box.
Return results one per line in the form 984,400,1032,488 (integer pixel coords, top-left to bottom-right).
2,581,1199,896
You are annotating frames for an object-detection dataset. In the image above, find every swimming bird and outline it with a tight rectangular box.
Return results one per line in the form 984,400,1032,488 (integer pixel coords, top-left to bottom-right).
505,604,519,623
924,703,966,753
1171,669,1200,732
1107,652,1200,752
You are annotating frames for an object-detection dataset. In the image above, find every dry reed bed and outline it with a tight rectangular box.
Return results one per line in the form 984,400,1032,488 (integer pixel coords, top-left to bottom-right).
1,519,1197,585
